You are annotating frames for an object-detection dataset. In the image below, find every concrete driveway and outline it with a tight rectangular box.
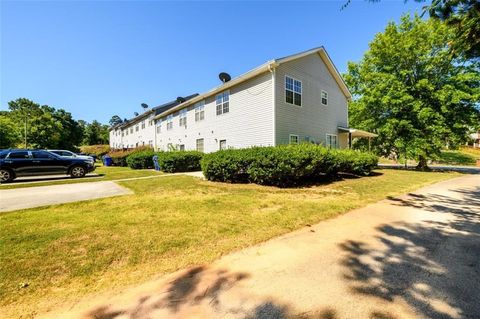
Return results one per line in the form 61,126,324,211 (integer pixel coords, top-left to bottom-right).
0,181,132,212
39,174,480,319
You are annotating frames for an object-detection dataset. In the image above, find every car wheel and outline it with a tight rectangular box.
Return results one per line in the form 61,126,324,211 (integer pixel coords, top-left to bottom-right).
0,169,14,183
70,166,86,178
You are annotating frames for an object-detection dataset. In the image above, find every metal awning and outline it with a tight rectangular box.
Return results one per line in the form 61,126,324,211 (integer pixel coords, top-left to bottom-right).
338,126,378,138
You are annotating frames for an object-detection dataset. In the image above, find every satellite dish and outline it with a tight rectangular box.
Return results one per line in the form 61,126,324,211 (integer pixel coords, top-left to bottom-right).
141,103,149,109
219,72,231,83
176,96,186,103
134,112,139,116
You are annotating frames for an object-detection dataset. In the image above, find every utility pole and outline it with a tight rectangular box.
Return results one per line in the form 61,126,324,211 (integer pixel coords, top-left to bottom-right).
24,115,27,149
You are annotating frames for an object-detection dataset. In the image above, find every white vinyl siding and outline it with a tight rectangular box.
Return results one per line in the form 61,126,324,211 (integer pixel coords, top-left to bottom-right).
275,52,349,148
216,91,230,115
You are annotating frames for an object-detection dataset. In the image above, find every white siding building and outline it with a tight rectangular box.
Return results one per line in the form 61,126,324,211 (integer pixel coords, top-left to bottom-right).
110,47,374,152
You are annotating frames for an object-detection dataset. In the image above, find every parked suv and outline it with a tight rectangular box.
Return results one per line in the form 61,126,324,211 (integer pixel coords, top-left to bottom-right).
0,149,96,183
48,149,94,160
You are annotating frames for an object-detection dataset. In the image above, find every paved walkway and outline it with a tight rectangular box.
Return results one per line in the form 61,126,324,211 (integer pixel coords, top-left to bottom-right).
39,174,480,319
0,181,132,212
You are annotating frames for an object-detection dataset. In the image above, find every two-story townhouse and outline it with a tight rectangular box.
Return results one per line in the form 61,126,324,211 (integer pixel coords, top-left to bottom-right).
109,94,198,149
152,46,376,152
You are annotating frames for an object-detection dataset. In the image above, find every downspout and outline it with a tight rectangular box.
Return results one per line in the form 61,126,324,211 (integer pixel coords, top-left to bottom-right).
268,63,277,146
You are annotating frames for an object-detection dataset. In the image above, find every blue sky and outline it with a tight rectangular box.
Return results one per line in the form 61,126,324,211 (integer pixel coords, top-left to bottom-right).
0,0,426,123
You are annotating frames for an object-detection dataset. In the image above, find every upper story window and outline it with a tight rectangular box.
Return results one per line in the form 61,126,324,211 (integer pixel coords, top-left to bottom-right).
285,76,302,106
156,123,161,134
141,121,145,129
130,128,133,134
195,101,205,121
179,109,187,127
166,115,173,130
326,134,338,149
321,91,328,105
216,91,229,115
135,125,139,132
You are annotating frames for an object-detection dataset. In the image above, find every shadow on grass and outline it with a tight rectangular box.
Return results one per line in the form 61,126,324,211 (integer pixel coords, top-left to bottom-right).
3,173,104,184
339,186,480,318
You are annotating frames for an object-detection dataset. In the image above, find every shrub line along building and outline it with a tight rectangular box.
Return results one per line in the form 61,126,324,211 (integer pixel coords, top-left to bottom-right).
109,46,377,153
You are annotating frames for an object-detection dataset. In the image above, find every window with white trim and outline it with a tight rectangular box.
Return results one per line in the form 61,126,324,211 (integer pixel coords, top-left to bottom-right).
179,144,185,151
285,76,302,106
179,109,187,127
216,91,229,115
326,134,338,149
130,128,133,134
219,140,227,150
196,138,204,152
321,91,328,105
195,101,205,121
156,123,161,134
141,121,145,129
166,115,173,130
289,134,299,144
135,125,139,132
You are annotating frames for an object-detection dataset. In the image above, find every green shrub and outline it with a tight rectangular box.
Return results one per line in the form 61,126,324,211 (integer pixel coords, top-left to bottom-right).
201,144,378,187
157,151,204,173
107,146,152,167
80,144,110,157
126,149,156,169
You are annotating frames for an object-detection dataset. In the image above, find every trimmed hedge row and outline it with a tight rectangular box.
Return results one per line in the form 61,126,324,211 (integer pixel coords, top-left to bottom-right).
80,144,110,158
157,151,204,173
201,144,378,187
126,149,156,169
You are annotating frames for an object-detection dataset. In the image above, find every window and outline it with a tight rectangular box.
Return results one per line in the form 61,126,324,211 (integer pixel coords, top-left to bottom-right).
219,140,227,150
321,91,328,105
289,134,299,144
196,138,204,152
141,121,145,129
8,151,29,159
33,151,54,159
149,140,153,147
326,134,338,149
285,76,302,106
216,91,229,115
179,109,187,127
195,101,205,121
166,115,173,130
156,124,161,134
179,144,185,151
135,125,139,132
130,128,133,134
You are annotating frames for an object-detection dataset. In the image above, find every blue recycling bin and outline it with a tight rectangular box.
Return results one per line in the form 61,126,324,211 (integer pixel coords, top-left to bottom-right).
153,155,160,171
103,155,112,166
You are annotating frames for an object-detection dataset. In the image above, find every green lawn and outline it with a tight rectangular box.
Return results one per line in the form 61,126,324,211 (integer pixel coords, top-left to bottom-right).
379,147,479,167
0,169,459,318
0,165,162,189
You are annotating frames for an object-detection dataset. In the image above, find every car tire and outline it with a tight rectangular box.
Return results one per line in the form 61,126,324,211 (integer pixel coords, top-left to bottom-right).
70,165,86,178
0,168,15,183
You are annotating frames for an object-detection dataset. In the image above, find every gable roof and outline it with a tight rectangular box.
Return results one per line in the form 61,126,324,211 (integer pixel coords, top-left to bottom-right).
154,46,351,120
110,93,198,130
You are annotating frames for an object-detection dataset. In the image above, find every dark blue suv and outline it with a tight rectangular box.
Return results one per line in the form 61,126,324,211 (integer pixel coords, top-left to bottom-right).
0,149,96,183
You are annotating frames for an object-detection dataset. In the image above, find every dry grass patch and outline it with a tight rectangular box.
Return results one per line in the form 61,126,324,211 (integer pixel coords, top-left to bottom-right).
0,169,459,318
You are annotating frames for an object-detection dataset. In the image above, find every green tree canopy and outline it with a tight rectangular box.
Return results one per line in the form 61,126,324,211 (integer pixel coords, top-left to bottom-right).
0,115,20,149
345,15,480,169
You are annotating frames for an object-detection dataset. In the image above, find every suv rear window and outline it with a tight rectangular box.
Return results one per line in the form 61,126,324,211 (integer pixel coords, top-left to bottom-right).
32,151,54,159
8,151,30,159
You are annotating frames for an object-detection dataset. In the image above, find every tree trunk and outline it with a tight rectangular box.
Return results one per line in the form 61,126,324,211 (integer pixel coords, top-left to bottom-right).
416,155,430,171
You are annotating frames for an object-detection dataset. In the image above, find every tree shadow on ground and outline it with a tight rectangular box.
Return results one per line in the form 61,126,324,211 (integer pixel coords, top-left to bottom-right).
340,186,480,318
86,265,249,319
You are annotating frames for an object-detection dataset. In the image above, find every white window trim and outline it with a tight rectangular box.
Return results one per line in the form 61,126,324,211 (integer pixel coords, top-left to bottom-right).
326,134,338,149
179,109,187,127
321,90,328,106
285,75,302,107
195,100,205,122
196,138,204,152
216,91,230,116
289,134,299,144
166,115,173,130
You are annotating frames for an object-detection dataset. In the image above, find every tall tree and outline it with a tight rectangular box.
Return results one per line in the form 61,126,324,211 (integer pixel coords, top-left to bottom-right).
109,115,123,126
83,120,109,145
0,115,20,148
345,15,480,169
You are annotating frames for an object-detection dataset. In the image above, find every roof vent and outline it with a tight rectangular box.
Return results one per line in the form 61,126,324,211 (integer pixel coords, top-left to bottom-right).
176,96,186,103
219,72,231,83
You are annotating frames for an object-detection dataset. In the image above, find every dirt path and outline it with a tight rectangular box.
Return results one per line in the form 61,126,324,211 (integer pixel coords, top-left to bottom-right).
39,175,480,319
